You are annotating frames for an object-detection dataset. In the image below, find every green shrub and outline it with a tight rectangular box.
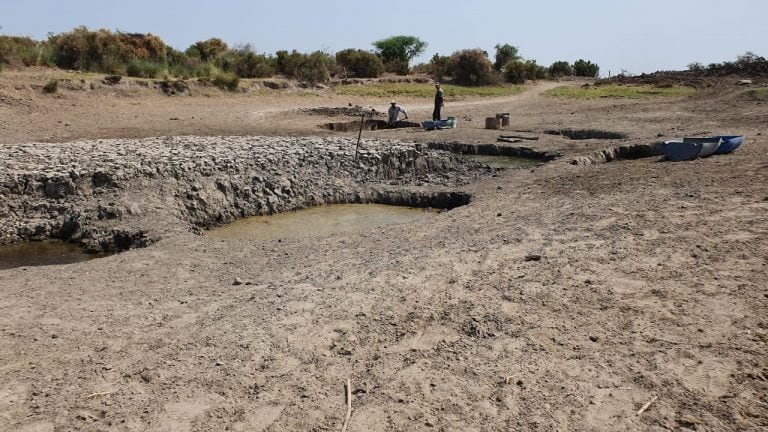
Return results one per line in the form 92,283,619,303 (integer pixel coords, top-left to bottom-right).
217,45,274,78
186,38,228,62
126,59,167,78
0,36,41,67
423,54,452,81
701,52,768,76
549,60,573,77
494,43,520,71
504,59,548,83
449,49,500,86
297,51,336,85
167,47,198,78
43,79,58,94
275,49,306,77
573,59,600,77
335,48,384,78
212,70,239,91
504,60,528,84
49,27,167,73
194,62,219,78
383,58,409,75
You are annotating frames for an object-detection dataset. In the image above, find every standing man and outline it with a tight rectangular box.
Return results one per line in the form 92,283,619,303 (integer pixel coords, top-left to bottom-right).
433,82,444,122
388,101,408,126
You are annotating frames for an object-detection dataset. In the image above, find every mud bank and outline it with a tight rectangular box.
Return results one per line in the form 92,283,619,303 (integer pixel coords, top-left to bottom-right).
569,142,663,165
427,141,561,161
0,136,488,251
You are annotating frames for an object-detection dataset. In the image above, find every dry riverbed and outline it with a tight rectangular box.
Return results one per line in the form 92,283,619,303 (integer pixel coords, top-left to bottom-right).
0,71,766,431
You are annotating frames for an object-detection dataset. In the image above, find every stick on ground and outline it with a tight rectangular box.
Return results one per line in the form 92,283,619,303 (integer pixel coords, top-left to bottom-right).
499,135,539,140
84,391,114,399
341,379,352,432
636,395,658,415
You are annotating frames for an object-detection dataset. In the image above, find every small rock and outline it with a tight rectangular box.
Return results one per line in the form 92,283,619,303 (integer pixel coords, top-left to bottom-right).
51,334,58,339
496,212,502,217
524,254,542,262
736,79,753,86
233,277,244,286
589,335,599,342
139,370,155,383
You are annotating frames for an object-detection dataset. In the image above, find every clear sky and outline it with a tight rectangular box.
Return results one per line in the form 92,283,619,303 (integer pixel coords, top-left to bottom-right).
2,0,766,76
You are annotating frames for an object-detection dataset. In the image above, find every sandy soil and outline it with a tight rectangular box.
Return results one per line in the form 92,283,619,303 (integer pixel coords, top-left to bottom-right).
1,69,767,431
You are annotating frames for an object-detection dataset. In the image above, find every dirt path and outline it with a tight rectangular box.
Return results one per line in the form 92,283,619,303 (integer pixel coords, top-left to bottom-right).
0,70,766,431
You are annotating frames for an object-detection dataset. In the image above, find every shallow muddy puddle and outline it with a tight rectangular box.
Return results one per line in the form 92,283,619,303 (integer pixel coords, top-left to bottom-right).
0,242,105,270
456,154,541,169
207,204,440,240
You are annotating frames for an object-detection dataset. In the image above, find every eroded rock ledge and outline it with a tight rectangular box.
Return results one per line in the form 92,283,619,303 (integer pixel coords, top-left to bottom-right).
0,136,489,251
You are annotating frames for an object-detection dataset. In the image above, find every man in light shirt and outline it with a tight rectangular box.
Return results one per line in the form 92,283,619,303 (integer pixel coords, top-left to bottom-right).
387,101,408,126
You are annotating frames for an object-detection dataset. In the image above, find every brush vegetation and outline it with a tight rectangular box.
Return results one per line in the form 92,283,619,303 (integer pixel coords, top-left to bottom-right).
741,87,768,101
546,84,696,99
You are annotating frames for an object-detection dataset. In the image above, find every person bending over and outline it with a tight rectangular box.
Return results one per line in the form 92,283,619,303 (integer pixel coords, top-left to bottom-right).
388,101,408,126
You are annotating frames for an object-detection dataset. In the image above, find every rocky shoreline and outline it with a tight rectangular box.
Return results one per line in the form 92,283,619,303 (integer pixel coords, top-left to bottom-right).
0,136,492,251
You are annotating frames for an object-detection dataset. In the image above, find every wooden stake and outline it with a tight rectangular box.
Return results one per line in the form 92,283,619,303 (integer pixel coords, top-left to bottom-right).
354,113,365,162
636,395,658,415
341,379,352,432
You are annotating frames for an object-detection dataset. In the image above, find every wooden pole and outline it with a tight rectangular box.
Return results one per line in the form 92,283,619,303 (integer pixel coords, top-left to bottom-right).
354,113,365,162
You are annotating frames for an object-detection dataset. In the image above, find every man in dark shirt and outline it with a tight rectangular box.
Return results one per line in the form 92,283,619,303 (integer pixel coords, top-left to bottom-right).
433,82,444,121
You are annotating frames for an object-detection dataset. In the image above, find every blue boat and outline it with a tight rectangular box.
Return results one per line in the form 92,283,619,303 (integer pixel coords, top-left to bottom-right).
662,140,704,161
683,137,721,158
713,135,744,154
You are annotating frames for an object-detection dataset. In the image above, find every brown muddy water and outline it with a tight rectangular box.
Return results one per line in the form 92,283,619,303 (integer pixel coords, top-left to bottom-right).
207,204,440,241
456,154,541,169
0,242,105,270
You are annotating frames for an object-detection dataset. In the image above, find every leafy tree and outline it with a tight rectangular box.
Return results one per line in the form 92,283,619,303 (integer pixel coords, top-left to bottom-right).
573,59,599,77
427,53,452,81
335,48,384,78
504,59,548,83
449,49,500,86
275,49,305,77
218,45,274,78
187,38,228,62
297,51,336,84
372,35,427,73
548,60,573,77
493,43,520,71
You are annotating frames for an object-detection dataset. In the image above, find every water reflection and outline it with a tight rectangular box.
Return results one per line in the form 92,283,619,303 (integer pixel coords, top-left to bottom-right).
207,204,439,240
0,241,103,270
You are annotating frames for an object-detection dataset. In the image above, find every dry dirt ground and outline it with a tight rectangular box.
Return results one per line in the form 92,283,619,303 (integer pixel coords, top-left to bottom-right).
1,69,767,431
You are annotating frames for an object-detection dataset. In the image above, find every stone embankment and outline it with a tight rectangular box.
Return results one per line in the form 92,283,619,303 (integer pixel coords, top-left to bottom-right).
0,136,489,251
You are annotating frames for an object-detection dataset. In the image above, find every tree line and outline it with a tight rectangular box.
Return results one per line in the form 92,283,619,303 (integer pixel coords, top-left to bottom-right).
0,27,601,88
